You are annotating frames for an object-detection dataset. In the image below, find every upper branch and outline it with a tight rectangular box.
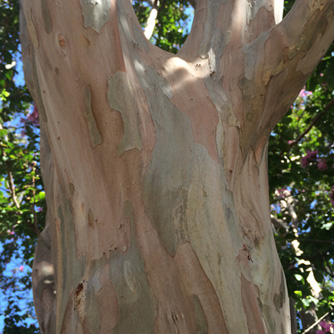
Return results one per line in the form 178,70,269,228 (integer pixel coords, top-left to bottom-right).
179,0,283,62
280,0,334,75
254,0,334,137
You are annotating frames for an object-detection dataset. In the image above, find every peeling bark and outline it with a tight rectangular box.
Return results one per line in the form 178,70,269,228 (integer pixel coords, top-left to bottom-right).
20,0,334,333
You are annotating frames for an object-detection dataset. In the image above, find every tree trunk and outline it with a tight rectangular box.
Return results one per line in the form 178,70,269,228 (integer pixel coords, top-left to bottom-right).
20,0,334,333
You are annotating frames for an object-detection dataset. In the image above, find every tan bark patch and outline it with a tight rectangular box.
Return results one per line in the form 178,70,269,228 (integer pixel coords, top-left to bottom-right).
83,85,103,147
98,263,119,333
241,274,267,334
79,0,111,33
110,200,156,333
40,0,52,34
107,72,142,155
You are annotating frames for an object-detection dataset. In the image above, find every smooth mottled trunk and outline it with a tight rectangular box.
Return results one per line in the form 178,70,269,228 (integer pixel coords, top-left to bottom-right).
20,0,334,333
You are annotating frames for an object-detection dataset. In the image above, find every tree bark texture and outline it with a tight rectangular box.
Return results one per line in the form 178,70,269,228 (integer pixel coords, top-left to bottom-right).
20,0,334,333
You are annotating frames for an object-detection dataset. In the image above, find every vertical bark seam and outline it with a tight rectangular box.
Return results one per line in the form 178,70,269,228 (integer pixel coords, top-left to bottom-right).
41,0,53,34
84,86,103,147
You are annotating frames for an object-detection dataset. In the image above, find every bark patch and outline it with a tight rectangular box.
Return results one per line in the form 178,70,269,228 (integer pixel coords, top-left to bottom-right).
143,90,194,256
273,271,286,312
240,274,266,334
55,190,86,331
74,281,87,323
87,208,96,229
192,295,208,334
40,0,52,34
110,200,155,333
30,49,47,123
79,0,111,33
26,9,39,49
84,86,102,147
107,72,142,155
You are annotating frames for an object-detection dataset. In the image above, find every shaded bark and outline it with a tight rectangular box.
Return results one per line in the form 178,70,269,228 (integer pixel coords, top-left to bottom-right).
20,0,334,333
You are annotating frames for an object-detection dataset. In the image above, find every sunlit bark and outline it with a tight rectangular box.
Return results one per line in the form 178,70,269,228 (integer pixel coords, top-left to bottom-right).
20,0,334,332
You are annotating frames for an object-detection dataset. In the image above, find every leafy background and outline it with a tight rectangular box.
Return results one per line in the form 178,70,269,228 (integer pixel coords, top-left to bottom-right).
0,0,333,333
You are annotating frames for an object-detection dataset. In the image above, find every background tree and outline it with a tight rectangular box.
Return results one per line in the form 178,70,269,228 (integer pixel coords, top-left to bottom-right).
0,0,333,333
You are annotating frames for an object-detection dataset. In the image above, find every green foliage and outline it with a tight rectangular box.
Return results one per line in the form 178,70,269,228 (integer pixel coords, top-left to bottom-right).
269,42,334,327
2,266,40,334
0,0,31,121
0,0,44,331
133,0,193,53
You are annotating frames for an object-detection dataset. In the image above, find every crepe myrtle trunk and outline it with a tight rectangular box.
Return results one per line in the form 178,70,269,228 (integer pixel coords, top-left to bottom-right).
20,0,334,333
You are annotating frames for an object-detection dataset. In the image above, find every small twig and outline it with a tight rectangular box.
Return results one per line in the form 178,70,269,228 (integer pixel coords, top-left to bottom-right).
301,312,330,334
285,238,333,244
0,123,43,240
0,123,21,209
289,99,334,148
271,217,288,230
320,256,334,279
321,264,334,279
6,165,21,210
31,164,42,238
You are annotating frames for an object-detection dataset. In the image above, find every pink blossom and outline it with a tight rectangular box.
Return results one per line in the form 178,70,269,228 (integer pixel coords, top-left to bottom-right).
320,321,328,330
306,150,318,161
27,105,39,126
301,150,318,168
299,88,313,98
301,156,309,168
319,321,334,333
276,188,287,198
18,265,24,272
20,105,39,135
316,331,325,334
317,159,328,171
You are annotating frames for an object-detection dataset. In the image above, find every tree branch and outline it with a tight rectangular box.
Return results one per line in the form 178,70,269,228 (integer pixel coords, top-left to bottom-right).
301,312,330,334
252,0,334,139
144,0,160,40
271,216,288,230
282,0,334,54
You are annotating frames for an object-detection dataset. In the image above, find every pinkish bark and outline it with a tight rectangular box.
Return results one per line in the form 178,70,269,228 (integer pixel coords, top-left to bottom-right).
20,0,334,333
